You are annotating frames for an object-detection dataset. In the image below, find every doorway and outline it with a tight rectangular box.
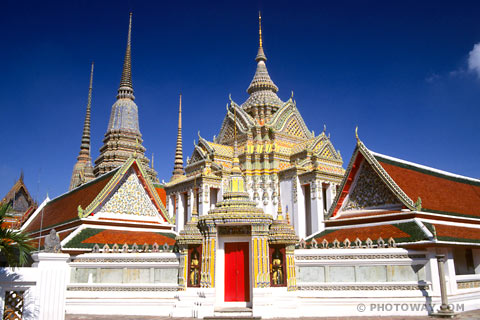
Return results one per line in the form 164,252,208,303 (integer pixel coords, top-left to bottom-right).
224,242,250,302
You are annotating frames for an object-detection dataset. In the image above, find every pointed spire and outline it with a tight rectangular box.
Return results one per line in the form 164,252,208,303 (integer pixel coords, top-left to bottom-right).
117,12,134,100
245,12,280,100
256,11,267,62
70,62,95,190
171,94,185,181
77,62,94,162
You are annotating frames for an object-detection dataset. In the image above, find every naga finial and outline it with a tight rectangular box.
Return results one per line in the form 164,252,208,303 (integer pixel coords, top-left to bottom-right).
355,126,359,143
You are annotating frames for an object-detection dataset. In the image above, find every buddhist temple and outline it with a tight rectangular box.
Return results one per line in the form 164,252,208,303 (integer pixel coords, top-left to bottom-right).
0,172,37,229
1,12,479,320
164,14,345,240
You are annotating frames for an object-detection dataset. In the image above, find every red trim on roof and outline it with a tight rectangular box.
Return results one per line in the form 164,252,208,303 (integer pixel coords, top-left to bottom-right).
332,152,364,217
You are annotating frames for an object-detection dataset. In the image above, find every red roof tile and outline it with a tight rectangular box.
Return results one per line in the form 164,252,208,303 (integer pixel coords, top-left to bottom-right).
155,186,167,207
24,171,114,233
377,158,480,218
82,229,176,246
313,224,410,243
432,224,480,242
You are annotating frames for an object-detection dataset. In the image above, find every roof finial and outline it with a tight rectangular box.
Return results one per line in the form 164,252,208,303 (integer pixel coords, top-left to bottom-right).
255,12,267,62
259,11,263,48
171,93,185,181
117,12,134,100
355,126,360,143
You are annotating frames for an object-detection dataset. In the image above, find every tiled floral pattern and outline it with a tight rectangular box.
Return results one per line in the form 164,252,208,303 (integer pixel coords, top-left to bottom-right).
99,171,157,216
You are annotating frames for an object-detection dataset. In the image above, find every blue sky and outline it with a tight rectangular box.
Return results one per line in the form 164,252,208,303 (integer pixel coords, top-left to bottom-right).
1,0,479,202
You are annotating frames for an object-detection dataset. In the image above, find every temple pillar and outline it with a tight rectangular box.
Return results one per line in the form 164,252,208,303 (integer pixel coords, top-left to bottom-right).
285,244,297,291
200,229,216,288
176,193,185,232
325,183,334,212
293,177,306,239
310,180,324,235
252,225,270,288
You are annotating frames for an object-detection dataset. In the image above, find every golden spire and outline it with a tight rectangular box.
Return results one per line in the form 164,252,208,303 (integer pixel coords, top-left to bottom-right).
259,11,263,48
255,11,267,62
171,93,185,181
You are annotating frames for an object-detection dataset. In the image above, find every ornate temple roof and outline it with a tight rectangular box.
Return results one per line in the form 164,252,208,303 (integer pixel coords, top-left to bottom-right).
329,136,480,220
22,158,173,252
241,13,284,114
306,135,480,248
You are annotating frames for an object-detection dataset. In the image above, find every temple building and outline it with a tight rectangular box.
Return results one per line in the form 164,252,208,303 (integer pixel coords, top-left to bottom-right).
165,14,345,240
0,172,37,229
2,12,480,320
93,13,158,183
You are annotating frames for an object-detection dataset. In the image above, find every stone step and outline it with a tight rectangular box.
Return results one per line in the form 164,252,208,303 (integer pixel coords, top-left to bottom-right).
204,307,260,320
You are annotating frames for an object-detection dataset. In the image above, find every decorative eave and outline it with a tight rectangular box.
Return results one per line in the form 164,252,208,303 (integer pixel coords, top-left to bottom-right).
78,157,173,225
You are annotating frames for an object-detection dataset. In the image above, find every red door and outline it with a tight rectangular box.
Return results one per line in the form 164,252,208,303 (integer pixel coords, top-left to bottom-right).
224,242,250,302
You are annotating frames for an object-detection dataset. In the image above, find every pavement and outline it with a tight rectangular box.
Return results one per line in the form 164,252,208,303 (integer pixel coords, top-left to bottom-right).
65,309,480,320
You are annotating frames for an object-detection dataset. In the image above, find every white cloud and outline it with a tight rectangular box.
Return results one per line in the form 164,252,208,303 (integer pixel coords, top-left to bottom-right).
468,43,480,78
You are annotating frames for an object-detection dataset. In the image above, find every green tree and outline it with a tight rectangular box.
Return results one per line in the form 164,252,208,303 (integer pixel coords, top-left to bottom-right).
0,203,34,267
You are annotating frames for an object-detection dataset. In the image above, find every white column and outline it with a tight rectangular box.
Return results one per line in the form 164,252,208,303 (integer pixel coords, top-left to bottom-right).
293,177,306,240
310,180,324,235
32,253,70,320
168,195,174,222
426,248,441,296
445,247,457,294
176,193,184,232
325,183,334,212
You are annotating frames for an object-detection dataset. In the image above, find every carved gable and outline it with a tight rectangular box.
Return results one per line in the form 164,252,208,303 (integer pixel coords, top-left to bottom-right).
344,161,402,211
97,169,158,217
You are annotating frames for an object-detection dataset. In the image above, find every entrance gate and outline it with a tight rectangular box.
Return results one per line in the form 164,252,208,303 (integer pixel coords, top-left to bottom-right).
224,242,250,302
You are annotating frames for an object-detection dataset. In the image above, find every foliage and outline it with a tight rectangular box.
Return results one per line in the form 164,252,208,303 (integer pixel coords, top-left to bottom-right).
0,203,34,267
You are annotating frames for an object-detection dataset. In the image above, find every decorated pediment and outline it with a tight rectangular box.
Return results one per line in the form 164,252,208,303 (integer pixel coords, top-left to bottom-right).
189,146,207,164
315,142,341,161
96,169,159,217
270,102,312,140
342,160,402,211
217,103,254,144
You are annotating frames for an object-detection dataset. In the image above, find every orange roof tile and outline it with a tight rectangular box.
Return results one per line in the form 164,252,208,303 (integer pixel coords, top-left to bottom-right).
24,171,114,233
377,157,480,218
